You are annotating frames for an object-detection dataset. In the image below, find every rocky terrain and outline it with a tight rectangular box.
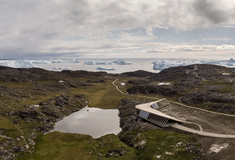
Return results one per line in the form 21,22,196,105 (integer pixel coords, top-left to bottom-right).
0,66,108,82
126,64,235,114
1,64,234,159
0,66,109,159
118,98,206,160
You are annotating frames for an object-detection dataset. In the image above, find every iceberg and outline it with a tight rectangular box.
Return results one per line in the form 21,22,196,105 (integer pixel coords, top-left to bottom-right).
153,61,173,70
113,60,132,65
53,67,71,70
152,59,229,70
96,66,117,70
32,60,51,64
95,61,112,65
0,60,39,68
69,58,79,63
83,61,113,65
83,61,96,65
51,60,63,63
200,60,219,65
229,58,235,63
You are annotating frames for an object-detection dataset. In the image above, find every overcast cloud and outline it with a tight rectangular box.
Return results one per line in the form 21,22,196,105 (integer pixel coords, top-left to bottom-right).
1,0,235,59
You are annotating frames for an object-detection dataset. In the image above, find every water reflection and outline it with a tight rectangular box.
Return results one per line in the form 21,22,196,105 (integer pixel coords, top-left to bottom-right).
52,106,122,138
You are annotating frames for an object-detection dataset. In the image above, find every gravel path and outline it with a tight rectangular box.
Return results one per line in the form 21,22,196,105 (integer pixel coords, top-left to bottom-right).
112,79,235,138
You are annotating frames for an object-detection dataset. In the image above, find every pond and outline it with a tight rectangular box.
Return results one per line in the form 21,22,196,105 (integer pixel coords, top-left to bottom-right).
52,106,122,138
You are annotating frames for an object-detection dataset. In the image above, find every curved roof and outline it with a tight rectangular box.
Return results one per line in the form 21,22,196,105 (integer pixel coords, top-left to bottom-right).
135,99,184,123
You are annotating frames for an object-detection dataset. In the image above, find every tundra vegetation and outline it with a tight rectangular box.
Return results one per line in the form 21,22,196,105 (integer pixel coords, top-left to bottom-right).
2,64,235,159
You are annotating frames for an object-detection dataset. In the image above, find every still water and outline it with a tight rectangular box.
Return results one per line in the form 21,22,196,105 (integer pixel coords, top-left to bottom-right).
52,106,122,138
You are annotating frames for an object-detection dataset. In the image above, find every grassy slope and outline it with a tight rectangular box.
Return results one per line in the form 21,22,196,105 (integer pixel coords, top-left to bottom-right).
120,130,206,160
20,132,136,160
1,76,206,160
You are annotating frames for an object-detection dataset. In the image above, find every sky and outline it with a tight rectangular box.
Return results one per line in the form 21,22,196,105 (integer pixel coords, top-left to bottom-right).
1,0,235,59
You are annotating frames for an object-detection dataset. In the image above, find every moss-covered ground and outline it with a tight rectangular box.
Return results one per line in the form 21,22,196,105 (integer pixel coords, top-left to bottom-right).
0,76,206,160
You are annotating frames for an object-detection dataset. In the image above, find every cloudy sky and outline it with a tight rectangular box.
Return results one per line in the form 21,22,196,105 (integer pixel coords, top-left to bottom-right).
1,0,235,59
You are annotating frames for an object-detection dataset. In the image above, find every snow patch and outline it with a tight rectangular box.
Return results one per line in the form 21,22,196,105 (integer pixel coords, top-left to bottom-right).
156,155,161,158
158,82,171,85
165,152,173,155
209,143,229,154
139,140,146,146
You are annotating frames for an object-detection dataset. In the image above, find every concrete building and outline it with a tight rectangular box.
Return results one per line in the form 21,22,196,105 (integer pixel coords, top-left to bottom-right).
135,99,184,127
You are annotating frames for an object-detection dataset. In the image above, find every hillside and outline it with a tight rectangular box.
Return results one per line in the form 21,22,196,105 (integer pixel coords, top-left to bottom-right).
1,64,235,160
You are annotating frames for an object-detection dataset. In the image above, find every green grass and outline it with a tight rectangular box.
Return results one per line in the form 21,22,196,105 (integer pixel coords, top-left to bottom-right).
120,129,206,160
68,79,131,109
0,77,207,160
20,132,136,160
0,116,22,138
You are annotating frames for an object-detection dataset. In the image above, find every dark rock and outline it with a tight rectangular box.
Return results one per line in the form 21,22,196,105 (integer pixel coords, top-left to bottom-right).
118,98,159,132
74,94,85,98
150,64,234,82
41,106,62,119
121,70,156,77
127,85,180,97
209,103,235,114
184,143,205,160
10,146,24,152
61,70,108,78
127,78,150,85
181,91,235,105
105,148,127,157
36,123,54,133
14,110,43,121
55,95,70,107
0,148,7,155
86,80,106,83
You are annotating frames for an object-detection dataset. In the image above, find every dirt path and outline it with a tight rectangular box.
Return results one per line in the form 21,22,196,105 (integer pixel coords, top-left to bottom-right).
171,123,235,138
112,79,235,138
113,79,235,117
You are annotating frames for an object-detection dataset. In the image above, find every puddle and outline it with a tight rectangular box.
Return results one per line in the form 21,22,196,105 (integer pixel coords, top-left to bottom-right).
158,82,170,85
52,106,122,138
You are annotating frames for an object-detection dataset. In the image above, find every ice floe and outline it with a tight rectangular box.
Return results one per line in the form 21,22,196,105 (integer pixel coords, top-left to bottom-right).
51,60,63,63
32,60,51,64
53,67,71,70
113,60,132,65
96,66,117,70
83,61,96,65
69,58,79,63
83,61,113,65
